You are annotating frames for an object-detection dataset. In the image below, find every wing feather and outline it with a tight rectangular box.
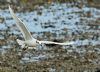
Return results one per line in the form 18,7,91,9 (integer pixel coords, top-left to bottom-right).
39,41,74,45
9,6,34,40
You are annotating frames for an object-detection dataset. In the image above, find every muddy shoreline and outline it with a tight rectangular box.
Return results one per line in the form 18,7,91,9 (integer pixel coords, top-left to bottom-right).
0,3,100,72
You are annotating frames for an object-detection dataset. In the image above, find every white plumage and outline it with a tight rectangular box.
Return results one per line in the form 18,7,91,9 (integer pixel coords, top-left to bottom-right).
9,6,74,48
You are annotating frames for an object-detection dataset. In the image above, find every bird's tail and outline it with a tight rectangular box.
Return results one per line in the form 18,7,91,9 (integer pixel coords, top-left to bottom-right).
16,39,25,48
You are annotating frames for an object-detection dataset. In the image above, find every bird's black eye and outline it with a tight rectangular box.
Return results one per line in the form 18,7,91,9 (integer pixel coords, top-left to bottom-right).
36,40,39,44
22,48,27,51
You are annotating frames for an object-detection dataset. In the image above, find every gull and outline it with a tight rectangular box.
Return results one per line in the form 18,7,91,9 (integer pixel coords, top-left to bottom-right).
9,6,74,48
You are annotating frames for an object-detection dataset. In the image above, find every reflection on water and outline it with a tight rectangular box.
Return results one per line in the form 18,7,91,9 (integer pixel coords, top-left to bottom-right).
0,3,100,64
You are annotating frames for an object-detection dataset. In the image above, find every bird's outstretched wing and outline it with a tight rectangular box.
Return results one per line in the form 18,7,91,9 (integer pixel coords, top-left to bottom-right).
9,6,74,46
9,6,35,40
39,41,74,45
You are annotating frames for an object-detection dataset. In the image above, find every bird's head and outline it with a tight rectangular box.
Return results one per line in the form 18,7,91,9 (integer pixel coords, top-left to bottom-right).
36,40,42,44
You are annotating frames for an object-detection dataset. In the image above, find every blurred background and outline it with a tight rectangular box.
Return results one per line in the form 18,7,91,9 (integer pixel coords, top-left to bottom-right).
0,0,100,9
0,0,100,72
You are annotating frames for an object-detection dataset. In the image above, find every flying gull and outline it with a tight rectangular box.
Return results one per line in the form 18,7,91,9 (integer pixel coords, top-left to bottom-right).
9,6,74,49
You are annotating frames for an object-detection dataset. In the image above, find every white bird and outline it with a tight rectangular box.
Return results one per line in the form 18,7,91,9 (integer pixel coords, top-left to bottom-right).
9,6,74,48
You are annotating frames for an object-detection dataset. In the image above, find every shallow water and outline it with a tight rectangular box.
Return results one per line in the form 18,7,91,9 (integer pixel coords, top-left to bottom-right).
0,3,100,64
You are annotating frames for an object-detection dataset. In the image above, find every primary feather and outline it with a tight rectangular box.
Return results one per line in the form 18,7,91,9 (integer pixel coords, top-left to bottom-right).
9,6,34,40
39,41,74,45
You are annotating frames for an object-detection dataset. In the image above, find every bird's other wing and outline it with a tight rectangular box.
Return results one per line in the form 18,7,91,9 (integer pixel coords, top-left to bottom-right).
9,6,35,40
39,41,74,45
